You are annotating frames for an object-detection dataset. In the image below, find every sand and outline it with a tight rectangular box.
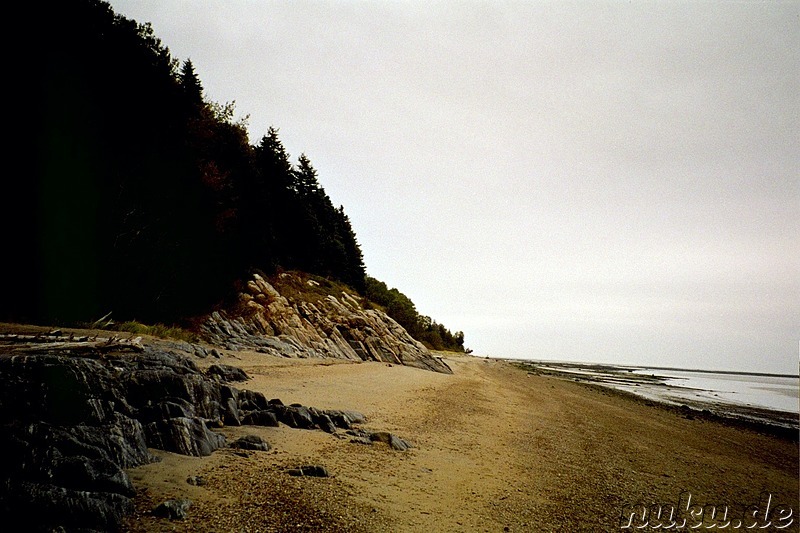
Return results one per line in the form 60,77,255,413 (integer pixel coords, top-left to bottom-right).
124,352,799,532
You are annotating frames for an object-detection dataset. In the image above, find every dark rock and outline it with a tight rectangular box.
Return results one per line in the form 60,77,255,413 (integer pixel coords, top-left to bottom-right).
345,427,411,449
152,498,191,520
186,475,206,486
144,417,226,456
230,435,271,452
121,352,222,421
0,354,117,426
287,405,314,429
325,409,366,429
222,397,241,426
309,408,337,434
287,465,329,477
1,478,135,532
237,389,269,411
206,364,249,383
137,399,195,423
220,385,239,401
369,431,412,451
240,410,279,427
271,404,315,429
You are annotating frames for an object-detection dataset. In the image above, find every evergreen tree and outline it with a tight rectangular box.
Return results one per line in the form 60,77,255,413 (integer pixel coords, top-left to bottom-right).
294,154,322,197
179,59,204,110
253,128,298,268
334,207,366,292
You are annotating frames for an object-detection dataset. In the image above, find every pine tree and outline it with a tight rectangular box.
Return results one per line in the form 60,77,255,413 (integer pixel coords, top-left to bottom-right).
180,59,204,109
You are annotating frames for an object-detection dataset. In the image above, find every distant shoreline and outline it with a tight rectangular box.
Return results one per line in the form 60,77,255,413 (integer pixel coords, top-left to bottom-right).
509,359,799,438
500,357,799,379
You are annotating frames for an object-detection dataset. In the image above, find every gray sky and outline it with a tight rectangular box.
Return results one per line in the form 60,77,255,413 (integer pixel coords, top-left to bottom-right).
109,1,798,374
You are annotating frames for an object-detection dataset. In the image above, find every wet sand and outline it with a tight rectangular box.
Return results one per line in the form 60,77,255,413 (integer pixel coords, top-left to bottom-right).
124,352,799,532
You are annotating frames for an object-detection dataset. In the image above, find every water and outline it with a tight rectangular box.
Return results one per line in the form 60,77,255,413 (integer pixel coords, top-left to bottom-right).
633,368,799,414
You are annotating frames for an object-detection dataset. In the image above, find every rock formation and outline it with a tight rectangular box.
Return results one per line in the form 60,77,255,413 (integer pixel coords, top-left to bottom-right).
199,272,452,374
0,332,409,532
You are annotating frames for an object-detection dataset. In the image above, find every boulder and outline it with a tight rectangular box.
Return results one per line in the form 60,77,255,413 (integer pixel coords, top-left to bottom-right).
230,435,271,452
369,431,412,451
344,428,412,451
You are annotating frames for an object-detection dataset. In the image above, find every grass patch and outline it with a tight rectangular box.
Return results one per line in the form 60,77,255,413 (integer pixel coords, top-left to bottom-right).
111,321,198,342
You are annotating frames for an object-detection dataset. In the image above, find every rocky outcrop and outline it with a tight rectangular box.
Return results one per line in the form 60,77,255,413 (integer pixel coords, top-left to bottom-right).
0,332,408,532
0,342,225,532
199,273,452,374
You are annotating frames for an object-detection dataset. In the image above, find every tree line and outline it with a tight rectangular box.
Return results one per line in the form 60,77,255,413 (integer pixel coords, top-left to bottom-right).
3,0,464,352
365,278,465,352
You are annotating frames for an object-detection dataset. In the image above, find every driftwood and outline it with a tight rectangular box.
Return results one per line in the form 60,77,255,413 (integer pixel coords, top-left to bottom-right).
0,333,144,354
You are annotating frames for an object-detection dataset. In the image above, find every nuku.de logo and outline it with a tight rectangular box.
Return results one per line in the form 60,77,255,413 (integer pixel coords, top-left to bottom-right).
619,491,794,530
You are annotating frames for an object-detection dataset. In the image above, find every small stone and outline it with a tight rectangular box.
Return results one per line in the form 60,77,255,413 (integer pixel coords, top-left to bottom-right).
287,465,329,477
369,431,412,451
152,498,191,520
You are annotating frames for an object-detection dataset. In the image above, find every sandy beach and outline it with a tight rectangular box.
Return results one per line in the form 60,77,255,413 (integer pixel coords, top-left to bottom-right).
124,352,799,532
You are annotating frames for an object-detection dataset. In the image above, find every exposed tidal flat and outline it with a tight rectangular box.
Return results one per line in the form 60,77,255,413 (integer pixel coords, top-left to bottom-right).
516,360,799,432
124,351,799,532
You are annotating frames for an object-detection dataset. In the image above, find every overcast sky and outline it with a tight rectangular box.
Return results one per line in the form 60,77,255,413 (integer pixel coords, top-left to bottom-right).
109,1,798,374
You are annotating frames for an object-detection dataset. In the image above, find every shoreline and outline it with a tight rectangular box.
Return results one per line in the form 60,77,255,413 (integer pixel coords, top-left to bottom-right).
510,359,799,435
123,351,799,532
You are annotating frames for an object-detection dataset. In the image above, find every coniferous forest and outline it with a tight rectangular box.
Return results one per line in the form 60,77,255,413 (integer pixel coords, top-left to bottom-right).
4,0,465,352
